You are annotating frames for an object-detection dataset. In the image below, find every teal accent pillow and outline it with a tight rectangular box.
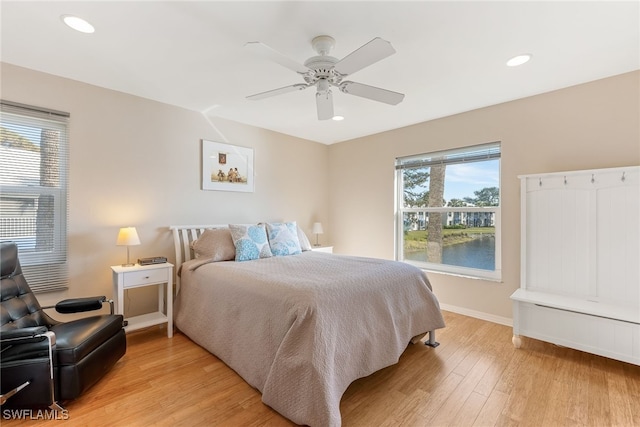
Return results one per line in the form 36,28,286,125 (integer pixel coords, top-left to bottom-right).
228,224,273,261
266,222,302,256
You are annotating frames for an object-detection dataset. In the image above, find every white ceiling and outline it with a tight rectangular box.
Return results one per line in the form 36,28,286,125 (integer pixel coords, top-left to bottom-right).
1,1,638,145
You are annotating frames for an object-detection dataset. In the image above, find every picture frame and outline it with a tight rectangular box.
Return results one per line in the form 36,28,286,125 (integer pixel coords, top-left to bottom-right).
201,140,254,192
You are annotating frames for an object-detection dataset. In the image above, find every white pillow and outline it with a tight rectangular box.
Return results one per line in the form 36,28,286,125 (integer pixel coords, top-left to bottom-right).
297,225,312,251
228,223,273,261
266,222,302,256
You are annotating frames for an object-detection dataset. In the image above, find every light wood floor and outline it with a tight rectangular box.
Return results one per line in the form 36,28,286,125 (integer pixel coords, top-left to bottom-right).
4,311,639,426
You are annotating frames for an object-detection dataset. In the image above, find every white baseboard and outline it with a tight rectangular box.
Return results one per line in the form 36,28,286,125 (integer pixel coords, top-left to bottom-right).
439,303,513,327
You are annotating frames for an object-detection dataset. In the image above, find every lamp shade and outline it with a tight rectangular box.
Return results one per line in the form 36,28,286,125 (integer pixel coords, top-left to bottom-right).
312,222,324,235
116,227,141,246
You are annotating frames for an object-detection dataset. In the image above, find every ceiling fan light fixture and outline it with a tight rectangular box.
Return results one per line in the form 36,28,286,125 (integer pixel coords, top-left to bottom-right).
506,54,532,67
61,15,95,33
317,78,330,94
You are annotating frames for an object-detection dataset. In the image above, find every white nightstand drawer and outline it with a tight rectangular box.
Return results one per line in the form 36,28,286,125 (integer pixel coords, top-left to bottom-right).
123,268,169,288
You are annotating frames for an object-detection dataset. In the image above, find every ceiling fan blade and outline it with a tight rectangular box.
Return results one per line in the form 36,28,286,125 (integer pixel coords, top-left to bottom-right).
245,41,310,74
316,90,334,120
247,84,308,100
333,37,396,76
339,81,405,105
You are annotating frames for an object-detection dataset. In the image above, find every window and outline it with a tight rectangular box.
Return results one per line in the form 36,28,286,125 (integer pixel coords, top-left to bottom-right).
1,101,69,292
395,142,501,280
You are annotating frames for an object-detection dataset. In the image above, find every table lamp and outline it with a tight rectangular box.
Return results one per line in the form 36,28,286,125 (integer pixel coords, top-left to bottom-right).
312,222,324,247
116,227,140,266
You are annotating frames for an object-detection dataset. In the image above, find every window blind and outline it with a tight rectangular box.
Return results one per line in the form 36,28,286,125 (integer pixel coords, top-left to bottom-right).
396,141,501,170
0,100,69,293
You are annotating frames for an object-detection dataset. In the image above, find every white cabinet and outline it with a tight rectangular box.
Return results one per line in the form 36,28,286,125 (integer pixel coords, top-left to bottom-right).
511,166,639,365
111,263,174,338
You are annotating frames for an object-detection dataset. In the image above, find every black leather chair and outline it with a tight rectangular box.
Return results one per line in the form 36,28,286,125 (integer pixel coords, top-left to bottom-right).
0,242,126,409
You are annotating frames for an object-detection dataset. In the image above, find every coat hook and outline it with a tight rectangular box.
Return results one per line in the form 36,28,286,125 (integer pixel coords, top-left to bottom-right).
539,178,542,187
564,176,567,185
591,174,595,184
622,171,626,182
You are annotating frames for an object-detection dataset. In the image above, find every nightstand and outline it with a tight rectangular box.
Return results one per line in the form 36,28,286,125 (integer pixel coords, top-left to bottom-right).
111,263,174,338
311,246,333,253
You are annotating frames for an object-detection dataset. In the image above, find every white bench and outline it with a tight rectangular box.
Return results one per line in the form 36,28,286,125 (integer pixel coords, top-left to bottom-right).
511,289,640,365
512,166,639,366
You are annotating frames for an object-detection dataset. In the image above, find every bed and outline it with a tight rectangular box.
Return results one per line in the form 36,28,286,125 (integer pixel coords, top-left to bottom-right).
170,223,445,427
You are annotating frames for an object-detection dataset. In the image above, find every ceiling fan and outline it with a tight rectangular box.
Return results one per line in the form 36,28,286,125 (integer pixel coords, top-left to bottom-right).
245,35,405,120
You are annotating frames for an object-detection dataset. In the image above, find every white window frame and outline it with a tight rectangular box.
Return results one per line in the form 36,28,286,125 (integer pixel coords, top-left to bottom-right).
395,143,502,281
1,101,69,292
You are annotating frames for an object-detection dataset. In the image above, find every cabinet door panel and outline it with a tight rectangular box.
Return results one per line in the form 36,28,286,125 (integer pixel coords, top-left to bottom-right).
597,183,640,306
526,186,591,297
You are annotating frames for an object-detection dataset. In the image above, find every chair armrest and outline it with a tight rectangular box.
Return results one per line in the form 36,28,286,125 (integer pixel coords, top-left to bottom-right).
54,296,107,314
0,326,48,342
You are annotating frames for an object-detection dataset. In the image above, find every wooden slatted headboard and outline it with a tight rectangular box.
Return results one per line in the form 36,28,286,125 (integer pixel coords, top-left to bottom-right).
169,224,227,291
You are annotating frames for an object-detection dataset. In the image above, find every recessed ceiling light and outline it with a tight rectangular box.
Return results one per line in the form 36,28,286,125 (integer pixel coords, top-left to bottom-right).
61,15,95,33
506,54,532,67
332,115,344,121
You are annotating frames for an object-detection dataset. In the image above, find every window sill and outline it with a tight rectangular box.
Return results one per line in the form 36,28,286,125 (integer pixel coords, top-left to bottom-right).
402,260,502,282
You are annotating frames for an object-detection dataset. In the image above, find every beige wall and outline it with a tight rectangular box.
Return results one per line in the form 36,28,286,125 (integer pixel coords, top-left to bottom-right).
328,71,640,321
3,62,638,323
1,63,330,317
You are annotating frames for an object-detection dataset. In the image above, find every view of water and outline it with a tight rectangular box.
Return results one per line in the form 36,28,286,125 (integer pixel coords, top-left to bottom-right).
405,235,495,271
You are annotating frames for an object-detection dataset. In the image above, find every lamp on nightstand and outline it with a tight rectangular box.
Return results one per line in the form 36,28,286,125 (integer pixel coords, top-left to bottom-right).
312,222,324,247
116,227,140,266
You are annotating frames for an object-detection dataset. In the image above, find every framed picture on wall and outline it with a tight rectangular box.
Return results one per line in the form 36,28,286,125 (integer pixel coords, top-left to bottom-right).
201,139,254,192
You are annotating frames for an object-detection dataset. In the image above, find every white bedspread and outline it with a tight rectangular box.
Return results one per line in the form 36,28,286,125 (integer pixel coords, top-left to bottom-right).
174,251,445,426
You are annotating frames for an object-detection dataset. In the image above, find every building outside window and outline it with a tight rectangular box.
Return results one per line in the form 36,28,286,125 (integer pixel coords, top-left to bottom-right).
0,101,69,292
395,142,501,281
